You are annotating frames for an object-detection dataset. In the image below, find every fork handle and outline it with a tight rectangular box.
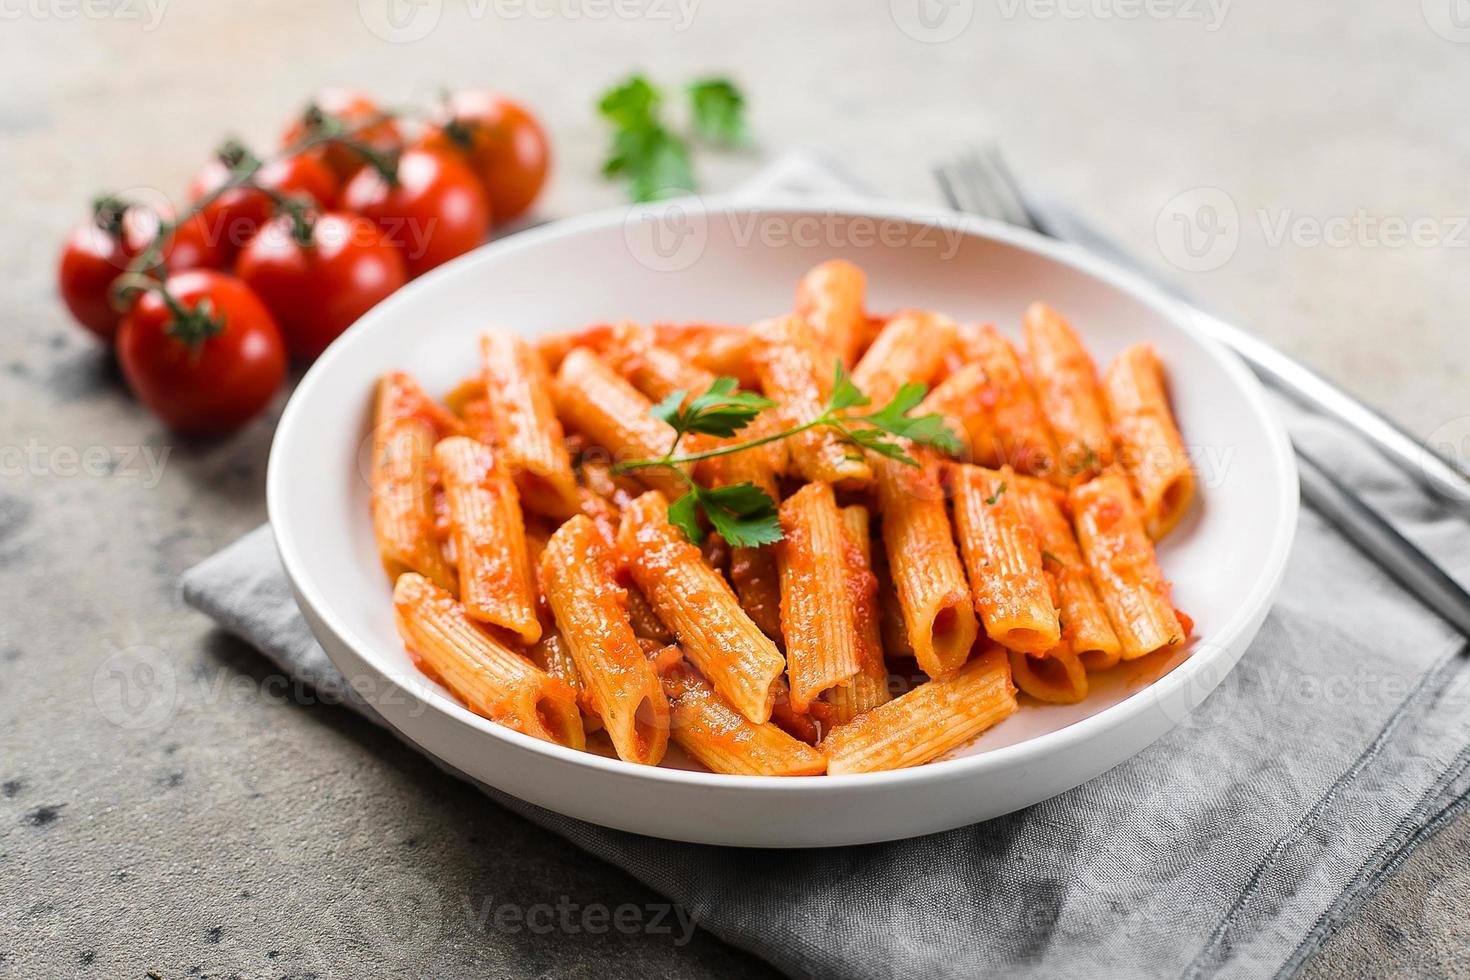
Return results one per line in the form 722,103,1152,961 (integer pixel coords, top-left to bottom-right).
1023,200,1470,518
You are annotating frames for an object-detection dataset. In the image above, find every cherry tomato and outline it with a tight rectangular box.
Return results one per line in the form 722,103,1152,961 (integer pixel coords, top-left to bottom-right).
280,90,403,182
236,212,408,361
342,148,490,277
187,152,339,265
420,91,550,223
57,203,162,341
116,270,286,435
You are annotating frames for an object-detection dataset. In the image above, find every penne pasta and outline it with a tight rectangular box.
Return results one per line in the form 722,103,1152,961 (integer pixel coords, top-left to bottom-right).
602,322,719,404
795,258,867,369
371,373,458,593
376,263,1202,776
950,464,1062,655
553,347,691,499
825,504,891,724
1012,477,1122,671
954,324,1063,483
481,328,582,519
663,667,827,776
824,645,1018,775
618,491,787,723
1023,302,1114,478
433,436,541,644
774,483,864,711
393,573,584,749
540,515,670,765
1103,344,1195,539
753,314,872,487
652,322,761,389
1069,471,1186,659
872,456,978,677
1008,646,1088,704
850,310,956,408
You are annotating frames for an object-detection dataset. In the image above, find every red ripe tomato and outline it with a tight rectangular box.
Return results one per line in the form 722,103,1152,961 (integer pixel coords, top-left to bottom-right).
280,90,403,182
342,148,490,278
187,152,339,265
236,212,408,361
420,91,550,223
57,203,162,341
116,270,286,435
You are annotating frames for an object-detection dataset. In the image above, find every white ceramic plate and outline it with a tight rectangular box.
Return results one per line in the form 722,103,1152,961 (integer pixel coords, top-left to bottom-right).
268,200,1298,847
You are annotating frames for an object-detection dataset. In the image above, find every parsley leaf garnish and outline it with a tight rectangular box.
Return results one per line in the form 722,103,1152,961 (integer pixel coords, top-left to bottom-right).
984,481,1008,506
687,78,747,146
618,364,960,545
597,74,748,202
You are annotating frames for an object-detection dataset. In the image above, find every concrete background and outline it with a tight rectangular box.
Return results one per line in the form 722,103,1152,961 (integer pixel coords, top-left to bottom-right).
3,1,1468,976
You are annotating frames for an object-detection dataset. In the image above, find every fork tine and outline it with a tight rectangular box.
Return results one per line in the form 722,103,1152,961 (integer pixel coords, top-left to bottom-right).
935,146,1043,233
978,144,1047,233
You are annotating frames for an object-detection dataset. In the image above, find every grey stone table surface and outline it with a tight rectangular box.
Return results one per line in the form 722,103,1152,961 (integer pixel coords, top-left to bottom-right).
3,2,1468,977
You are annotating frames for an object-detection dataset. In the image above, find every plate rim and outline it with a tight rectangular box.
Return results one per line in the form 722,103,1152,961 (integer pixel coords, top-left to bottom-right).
267,195,1300,793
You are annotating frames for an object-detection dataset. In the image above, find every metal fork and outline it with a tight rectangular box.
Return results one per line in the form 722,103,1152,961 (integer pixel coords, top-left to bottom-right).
936,145,1470,638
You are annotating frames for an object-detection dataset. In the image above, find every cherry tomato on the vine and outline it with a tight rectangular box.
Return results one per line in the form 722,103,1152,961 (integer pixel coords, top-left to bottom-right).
237,212,408,361
420,90,550,224
116,270,286,436
187,152,339,266
57,203,161,341
342,148,490,278
280,89,403,182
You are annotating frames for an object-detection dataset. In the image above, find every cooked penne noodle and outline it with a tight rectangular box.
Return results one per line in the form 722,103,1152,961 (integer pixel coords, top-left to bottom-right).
618,491,787,723
663,668,827,776
602,322,718,403
950,464,1061,655
955,324,1063,483
753,314,872,487
729,546,784,644
824,645,1018,775
1008,646,1088,704
377,263,1202,776
850,310,956,408
525,627,582,695
774,482,864,711
872,456,978,677
535,323,619,373
433,436,541,644
825,504,891,724
481,329,582,519
795,258,867,368
540,515,670,765
1012,477,1122,671
1023,302,1114,478
652,322,760,388
1103,344,1195,539
626,584,675,645
1070,471,1185,659
553,347,691,499
371,373,458,592
393,573,584,748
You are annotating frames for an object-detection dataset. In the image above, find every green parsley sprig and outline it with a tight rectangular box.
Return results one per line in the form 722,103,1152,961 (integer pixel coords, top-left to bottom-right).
614,362,962,547
597,74,748,202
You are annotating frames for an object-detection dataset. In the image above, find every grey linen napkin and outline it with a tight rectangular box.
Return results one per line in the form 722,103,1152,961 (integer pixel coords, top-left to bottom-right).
182,152,1470,980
